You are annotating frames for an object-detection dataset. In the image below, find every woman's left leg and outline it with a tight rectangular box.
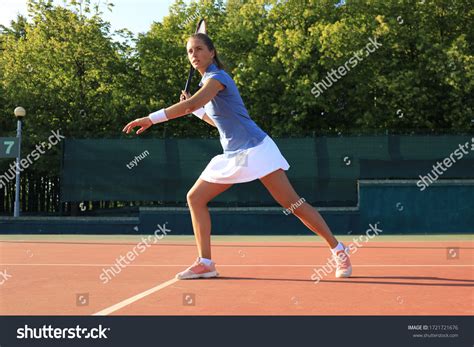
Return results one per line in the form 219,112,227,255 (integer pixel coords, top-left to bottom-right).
259,169,352,278
259,169,338,248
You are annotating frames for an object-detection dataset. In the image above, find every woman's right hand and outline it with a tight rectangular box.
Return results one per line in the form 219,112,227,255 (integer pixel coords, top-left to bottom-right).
180,90,191,102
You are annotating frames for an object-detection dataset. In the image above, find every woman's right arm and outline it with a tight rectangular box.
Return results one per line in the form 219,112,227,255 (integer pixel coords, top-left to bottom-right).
180,91,217,128
202,114,217,128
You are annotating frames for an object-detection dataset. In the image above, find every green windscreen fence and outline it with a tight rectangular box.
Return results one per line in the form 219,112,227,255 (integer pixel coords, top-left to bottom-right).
61,136,474,206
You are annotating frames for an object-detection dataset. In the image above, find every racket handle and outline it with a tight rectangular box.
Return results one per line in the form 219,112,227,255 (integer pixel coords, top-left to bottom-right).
184,66,195,93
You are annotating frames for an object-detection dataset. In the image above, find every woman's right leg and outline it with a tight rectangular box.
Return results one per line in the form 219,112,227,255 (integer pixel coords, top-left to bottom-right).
186,178,233,260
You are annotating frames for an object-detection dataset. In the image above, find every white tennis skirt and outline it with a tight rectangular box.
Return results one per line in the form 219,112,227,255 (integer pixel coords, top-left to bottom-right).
199,136,290,184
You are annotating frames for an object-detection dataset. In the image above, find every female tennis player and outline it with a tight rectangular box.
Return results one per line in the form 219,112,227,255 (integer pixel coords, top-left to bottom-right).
122,33,352,280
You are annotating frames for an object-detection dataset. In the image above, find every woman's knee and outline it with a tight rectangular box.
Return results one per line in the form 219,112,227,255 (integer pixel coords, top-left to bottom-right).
186,189,208,207
186,189,198,206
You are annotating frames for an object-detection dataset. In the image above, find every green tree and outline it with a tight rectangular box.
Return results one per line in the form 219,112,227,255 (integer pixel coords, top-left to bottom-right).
0,0,133,213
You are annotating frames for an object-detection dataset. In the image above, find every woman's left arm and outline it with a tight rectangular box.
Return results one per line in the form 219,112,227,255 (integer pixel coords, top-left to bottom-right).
165,79,224,120
123,79,223,135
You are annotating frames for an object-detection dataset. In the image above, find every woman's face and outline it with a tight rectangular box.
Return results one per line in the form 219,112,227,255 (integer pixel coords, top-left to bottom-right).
186,37,214,71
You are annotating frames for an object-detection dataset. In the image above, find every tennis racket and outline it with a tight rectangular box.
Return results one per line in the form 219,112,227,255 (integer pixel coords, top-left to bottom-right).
184,18,207,93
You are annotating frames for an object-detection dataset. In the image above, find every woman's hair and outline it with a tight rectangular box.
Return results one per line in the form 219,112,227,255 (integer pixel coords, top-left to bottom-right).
188,33,225,70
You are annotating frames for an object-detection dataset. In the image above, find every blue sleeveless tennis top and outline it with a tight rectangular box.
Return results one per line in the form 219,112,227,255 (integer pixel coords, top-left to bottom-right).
199,63,267,153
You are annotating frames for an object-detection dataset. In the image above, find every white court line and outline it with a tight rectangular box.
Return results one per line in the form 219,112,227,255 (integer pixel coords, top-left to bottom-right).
4,263,472,316
93,278,179,316
0,263,473,267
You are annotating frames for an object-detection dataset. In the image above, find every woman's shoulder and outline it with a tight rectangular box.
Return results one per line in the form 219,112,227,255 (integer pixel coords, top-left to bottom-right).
206,67,229,78
201,67,234,88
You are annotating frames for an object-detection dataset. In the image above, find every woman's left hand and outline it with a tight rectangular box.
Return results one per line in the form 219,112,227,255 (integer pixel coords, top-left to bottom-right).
122,117,153,135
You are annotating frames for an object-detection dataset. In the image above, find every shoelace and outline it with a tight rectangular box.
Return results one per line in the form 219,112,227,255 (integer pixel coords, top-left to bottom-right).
183,258,201,271
334,251,349,269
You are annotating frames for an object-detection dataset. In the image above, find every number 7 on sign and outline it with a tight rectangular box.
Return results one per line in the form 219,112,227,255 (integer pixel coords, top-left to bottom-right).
3,141,15,155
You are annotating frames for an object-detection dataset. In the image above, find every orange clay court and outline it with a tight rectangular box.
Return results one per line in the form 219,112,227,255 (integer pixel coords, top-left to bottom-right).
0,235,472,316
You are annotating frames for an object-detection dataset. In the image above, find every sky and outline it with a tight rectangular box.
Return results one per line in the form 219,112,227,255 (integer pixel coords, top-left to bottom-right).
0,0,189,35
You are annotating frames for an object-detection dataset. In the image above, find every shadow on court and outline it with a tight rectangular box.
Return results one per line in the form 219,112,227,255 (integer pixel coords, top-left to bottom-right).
214,275,474,287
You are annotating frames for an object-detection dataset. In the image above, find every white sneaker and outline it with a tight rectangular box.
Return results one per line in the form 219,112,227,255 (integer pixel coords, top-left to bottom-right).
175,258,219,280
334,245,352,278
